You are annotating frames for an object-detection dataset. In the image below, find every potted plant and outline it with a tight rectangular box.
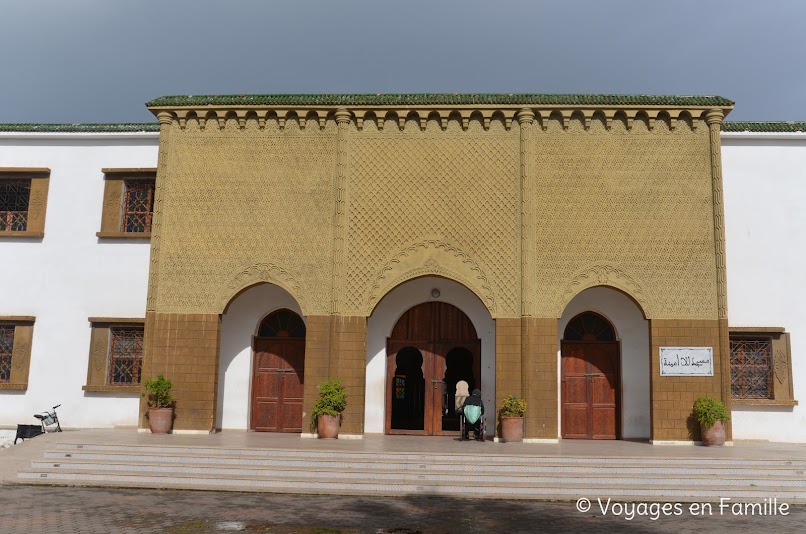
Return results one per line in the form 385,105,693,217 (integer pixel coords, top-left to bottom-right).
499,394,526,443
142,374,174,434
693,396,730,446
311,378,347,439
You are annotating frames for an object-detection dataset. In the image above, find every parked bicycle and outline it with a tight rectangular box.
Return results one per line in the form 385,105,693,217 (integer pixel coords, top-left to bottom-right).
34,404,62,433
14,404,62,444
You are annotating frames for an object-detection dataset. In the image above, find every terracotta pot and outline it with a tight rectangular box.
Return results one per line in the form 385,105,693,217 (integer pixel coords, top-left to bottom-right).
317,414,340,439
701,420,726,446
500,417,524,443
147,407,174,434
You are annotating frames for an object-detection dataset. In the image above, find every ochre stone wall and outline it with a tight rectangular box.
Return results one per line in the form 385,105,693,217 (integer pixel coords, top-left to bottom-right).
140,312,221,431
649,319,726,441
523,318,560,439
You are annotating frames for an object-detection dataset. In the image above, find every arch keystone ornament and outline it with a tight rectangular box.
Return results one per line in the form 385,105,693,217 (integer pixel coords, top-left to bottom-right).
220,263,307,314
556,265,651,318
366,241,496,315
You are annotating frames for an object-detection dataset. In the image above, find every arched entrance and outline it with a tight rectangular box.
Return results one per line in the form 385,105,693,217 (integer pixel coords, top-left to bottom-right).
250,309,305,432
386,302,480,436
561,312,620,439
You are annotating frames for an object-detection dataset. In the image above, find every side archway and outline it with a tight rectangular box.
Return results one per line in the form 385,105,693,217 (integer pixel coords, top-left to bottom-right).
216,283,305,431
558,286,651,439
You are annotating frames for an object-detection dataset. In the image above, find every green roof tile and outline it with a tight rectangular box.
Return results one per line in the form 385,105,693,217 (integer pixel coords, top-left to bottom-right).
0,123,158,133
146,93,734,108
721,121,806,133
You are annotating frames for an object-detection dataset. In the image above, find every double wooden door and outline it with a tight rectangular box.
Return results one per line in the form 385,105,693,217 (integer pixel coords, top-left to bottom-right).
385,340,479,436
561,341,620,439
250,338,305,432
385,301,480,436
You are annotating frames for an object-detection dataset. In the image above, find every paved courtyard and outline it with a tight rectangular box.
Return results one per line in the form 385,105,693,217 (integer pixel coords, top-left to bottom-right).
0,485,804,534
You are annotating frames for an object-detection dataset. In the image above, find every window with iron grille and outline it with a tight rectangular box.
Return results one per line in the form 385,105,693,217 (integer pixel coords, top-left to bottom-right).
122,180,155,233
730,337,773,399
0,179,30,232
108,327,144,385
0,325,13,382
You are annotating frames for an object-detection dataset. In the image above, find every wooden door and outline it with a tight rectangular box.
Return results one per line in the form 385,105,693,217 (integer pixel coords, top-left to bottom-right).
251,338,305,432
386,302,481,436
561,341,620,439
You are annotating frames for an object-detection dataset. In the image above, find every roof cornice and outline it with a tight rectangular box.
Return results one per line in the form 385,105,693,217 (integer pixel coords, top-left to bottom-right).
146,93,734,132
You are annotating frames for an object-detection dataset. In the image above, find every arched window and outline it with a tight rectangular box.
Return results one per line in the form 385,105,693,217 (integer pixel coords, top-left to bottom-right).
257,309,306,338
563,312,615,342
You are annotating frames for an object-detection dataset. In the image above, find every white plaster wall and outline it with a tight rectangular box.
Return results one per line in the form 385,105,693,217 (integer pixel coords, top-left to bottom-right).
217,283,305,430
365,276,496,435
0,133,158,428
558,286,651,439
722,133,806,442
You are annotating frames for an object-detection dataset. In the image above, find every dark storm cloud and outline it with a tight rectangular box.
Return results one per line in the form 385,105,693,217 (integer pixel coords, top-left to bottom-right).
1,0,804,122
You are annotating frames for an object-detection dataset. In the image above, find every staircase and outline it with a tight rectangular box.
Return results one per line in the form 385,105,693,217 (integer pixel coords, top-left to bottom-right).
15,442,806,502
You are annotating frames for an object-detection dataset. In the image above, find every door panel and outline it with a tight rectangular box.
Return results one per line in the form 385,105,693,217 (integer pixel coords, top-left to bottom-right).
561,341,620,439
251,339,305,432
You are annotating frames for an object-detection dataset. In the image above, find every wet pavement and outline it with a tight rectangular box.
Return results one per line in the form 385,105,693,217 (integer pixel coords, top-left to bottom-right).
0,485,804,534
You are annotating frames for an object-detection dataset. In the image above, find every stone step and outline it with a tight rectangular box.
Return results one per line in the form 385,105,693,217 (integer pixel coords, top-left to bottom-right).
40,450,806,477
52,442,806,468
16,469,806,502
26,460,806,487
31,451,804,480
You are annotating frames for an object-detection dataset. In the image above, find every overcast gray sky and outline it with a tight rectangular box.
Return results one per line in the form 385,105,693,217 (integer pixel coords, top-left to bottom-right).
2,0,804,123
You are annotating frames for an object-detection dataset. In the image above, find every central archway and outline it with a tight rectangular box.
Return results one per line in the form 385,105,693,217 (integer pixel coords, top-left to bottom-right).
385,302,480,436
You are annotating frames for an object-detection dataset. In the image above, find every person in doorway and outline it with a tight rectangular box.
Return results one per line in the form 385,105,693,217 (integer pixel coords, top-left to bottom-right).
461,388,485,441
454,380,469,415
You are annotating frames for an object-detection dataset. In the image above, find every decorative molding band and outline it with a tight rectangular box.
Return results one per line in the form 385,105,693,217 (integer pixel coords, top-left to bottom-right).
87,317,146,325
729,326,786,333
331,108,351,315
82,385,140,394
556,264,652,318
102,168,157,176
220,262,307,315
146,112,173,312
517,108,534,317
706,109,728,320
0,316,36,323
148,107,715,133
731,399,798,407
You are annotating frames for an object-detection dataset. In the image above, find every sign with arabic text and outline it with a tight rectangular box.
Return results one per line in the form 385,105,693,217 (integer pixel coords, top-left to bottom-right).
659,347,714,376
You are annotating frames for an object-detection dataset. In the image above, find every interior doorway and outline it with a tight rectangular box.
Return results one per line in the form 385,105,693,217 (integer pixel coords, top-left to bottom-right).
385,302,480,436
561,312,620,439
250,309,306,432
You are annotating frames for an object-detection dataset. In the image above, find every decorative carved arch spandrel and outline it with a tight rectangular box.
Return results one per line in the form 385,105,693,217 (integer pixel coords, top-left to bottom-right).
556,264,652,319
220,262,308,315
366,241,496,315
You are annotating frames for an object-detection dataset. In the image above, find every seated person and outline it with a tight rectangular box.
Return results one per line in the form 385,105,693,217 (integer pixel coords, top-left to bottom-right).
461,388,485,441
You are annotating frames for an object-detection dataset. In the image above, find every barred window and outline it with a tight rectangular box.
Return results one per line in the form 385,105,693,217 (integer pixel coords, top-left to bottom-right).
122,180,155,233
0,325,13,382
730,337,773,399
108,327,144,385
0,179,30,232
